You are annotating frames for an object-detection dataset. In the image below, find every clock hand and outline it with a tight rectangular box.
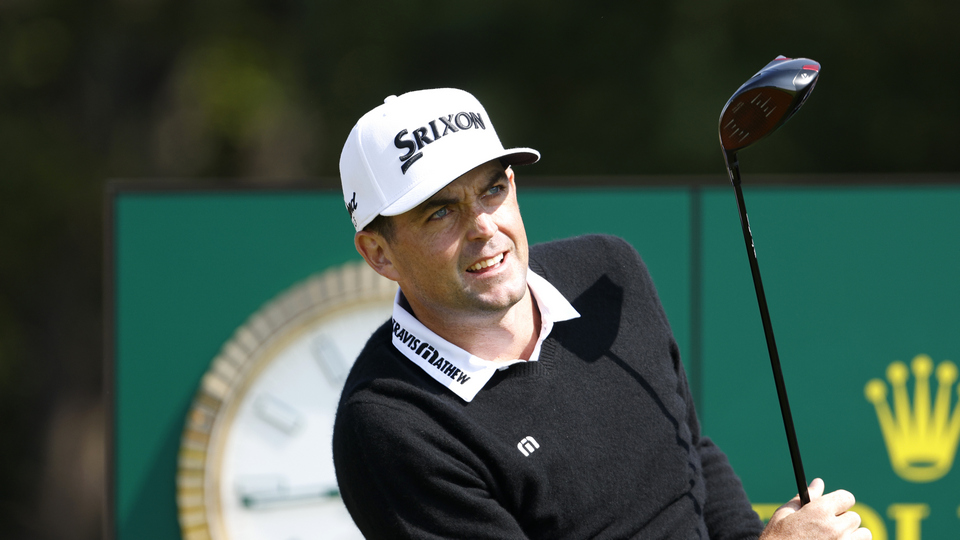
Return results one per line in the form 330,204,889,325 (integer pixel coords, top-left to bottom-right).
239,484,341,509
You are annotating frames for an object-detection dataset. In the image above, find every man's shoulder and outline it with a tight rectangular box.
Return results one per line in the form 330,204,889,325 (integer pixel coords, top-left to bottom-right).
337,319,449,410
338,320,397,398
527,234,653,305
530,233,632,256
530,234,645,278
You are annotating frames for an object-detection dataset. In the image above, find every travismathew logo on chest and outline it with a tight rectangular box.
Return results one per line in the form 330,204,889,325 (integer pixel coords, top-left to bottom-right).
389,306,501,402
394,111,486,174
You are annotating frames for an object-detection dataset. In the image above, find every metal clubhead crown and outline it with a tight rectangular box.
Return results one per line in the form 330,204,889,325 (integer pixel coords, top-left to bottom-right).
719,56,820,153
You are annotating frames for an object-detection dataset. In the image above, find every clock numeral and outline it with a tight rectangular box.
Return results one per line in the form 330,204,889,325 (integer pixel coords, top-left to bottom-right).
253,394,303,435
311,333,350,385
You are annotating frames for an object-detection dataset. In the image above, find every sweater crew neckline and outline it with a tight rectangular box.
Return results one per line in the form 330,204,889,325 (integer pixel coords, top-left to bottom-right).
389,269,579,402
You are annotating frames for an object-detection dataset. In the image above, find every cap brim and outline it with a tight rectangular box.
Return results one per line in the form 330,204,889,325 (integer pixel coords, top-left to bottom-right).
501,147,540,167
379,147,540,218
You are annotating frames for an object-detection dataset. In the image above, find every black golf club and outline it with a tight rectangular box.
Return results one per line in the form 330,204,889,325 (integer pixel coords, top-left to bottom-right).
718,56,820,506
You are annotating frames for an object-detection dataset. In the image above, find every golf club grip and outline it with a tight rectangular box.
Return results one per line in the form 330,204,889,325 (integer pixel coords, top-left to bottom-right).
731,178,811,507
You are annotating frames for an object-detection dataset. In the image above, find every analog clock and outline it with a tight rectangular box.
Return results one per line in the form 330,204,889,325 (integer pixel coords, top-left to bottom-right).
176,261,397,540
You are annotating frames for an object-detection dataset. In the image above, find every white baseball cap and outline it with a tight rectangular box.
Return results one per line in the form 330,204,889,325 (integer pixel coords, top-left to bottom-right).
339,88,540,231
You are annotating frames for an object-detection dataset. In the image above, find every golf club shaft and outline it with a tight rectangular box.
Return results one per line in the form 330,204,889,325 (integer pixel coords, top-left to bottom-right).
725,152,810,507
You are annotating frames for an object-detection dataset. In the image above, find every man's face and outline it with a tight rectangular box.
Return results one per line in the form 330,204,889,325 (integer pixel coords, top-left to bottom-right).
372,160,529,324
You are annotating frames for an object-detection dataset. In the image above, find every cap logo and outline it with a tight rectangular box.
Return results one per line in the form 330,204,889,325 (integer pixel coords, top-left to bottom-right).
346,192,358,227
393,112,486,174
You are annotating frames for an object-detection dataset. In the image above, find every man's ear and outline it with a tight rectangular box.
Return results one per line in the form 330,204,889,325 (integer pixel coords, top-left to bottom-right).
355,231,400,282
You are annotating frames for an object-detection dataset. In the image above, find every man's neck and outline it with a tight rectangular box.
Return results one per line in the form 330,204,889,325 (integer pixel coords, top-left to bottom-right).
400,289,541,363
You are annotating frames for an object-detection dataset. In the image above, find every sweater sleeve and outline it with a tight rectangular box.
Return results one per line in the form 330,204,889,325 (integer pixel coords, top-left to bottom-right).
537,234,765,538
675,343,765,539
599,233,764,538
333,397,529,540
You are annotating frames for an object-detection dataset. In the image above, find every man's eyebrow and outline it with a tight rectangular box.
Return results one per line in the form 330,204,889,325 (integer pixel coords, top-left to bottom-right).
484,168,509,190
419,192,459,213
418,169,509,213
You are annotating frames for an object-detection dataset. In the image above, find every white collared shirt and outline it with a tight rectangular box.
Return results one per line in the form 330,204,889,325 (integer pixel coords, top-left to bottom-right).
389,270,581,402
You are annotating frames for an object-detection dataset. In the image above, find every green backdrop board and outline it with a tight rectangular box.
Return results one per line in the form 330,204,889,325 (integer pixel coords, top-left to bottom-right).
111,192,361,539
107,186,693,540
108,183,960,539
700,186,960,539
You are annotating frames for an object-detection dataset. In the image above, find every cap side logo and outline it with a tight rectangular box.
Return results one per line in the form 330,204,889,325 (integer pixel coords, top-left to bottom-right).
346,192,358,228
394,112,485,174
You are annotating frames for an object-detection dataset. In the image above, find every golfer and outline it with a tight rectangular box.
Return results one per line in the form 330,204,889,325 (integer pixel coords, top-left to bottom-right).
332,88,870,540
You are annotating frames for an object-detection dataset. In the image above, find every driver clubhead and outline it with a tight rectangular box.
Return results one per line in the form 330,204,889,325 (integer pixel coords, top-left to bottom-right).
719,56,820,153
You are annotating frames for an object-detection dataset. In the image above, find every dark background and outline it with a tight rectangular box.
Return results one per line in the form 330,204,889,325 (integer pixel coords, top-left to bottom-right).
1,0,957,538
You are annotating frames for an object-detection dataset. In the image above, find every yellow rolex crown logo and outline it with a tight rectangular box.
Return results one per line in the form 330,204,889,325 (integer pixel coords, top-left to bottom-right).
864,355,960,483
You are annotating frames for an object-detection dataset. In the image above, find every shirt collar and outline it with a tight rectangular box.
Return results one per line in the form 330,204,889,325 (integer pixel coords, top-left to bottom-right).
389,269,580,402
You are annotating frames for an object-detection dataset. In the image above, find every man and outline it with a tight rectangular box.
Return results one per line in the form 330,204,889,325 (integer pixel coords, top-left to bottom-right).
333,88,870,539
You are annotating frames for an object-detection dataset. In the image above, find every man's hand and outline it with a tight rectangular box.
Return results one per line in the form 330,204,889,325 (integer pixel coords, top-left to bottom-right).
759,478,871,540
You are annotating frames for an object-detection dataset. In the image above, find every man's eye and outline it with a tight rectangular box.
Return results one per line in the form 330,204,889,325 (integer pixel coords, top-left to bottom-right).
487,185,504,196
430,207,449,220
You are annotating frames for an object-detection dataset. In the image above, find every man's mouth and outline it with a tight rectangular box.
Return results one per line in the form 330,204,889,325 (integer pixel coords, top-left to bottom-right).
466,253,505,273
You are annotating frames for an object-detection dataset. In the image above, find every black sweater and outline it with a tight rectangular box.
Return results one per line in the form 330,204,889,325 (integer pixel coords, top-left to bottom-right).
333,234,764,539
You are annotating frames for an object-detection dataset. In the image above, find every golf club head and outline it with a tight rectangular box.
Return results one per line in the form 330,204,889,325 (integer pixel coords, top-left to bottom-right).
719,56,820,154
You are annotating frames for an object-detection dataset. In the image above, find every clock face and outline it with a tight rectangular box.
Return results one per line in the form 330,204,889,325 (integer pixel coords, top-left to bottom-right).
176,262,397,540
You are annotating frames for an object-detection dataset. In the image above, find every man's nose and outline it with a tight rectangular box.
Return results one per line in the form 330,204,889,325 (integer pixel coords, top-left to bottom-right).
467,208,498,240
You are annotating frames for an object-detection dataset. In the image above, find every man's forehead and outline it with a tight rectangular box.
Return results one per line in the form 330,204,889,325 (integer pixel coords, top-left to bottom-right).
428,161,507,200
387,160,509,226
